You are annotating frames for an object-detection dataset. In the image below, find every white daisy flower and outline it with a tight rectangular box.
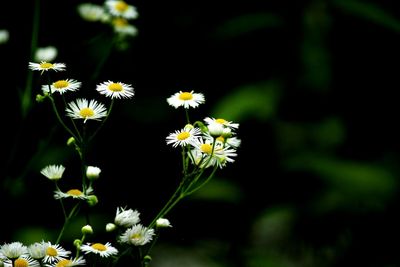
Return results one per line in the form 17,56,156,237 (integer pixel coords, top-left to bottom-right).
77,3,108,22
28,61,66,73
216,136,242,149
114,207,140,227
65,98,107,123
42,79,81,95
34,46,58,62
0,29,10,44
40,165,65,181
42,242,71,264
53,187,93,200
96,80,134,99
156,218,172,228
166,90,205,109
3,255,40,267
119,224,155,246
105,0,138,19
166,127,202,147
204,117,239,130
51,256,86,267
112,18,138,36
86,166,101,180
191,140,237,169
80,242,118,258
0,242,28,259
27,242,47,260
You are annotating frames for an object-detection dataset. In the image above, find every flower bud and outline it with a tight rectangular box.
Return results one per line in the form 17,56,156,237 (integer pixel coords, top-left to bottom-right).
156,218,172,228
106,223,117,232
73,239,82,249
81,224,93,235
67,137,76,146
208,123,224,137
87,195,98,206
86,166,101,180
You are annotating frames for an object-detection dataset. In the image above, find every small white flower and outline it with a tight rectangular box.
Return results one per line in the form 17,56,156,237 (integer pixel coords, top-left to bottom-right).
166,90,205,109
119,224,155,246
105,0,138,19
42,79,81,95
65,98,107,123
86,166,101,180
28,61,66,74
53,187,93,200
112,18,138,36
156,218,172,228
27,242,47,260
42,242,71,264
0,29,9,44
114,207,140,227
4,255,40,267
0,242,28,259
40,165,65,181
204,117,239,130
77,3,108,22
96,80,134,99
51,256,86,267
80,242,118,258
166,127,202,147
34,46,58,62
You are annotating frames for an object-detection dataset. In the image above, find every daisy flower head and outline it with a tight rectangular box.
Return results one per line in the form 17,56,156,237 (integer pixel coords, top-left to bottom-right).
27,242,47,260
0,242,28,259
86,166,101,180
119,224,155,246
53,187,93,200
42,242,71,264
156,218,172,228
114,207,140,228
40,164,65,181
65,98,107,123
52,256,86,267
166,90,205,109
112,18,138,36
42,79,81,95
77,3,108,22
166,126,202,147
105,0,138,19
96,80,134,99
204,117,239,130
80,242,118,258
4,255,40,267
28,61,66,74
34,46,58,62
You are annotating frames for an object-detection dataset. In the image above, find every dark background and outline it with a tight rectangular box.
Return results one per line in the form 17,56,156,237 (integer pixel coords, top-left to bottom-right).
2,0,400,266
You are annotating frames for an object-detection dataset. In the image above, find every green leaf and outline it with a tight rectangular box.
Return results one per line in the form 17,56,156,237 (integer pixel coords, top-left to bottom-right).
333,0,400,32
211,81,281,122
214,13,283,39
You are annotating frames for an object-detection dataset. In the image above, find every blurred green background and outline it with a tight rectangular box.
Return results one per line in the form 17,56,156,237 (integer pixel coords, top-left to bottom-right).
2,0,400,266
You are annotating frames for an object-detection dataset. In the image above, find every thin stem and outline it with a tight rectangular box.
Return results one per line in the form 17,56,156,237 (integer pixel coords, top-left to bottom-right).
56,202,81,243
87,99,115,143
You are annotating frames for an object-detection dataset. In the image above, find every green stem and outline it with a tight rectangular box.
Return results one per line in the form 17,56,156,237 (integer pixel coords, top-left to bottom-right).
56,203,81,243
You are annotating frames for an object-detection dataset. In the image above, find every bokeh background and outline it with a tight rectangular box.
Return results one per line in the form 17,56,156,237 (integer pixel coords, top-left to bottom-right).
2,0,400,266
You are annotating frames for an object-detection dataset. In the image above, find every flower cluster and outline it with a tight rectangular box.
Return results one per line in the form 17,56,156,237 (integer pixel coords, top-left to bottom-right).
77,0,139,39
0,60,240,267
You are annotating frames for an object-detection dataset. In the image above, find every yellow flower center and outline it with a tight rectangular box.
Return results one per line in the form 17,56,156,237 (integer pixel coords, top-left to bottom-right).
115,1,128,12
108,83,123,92
177,132,190,140
130,233,142,240
215,118,227,124
46,246,58,256
14,258,28,267
56,259,71,267
113,18,128,27
216,136,225,142
40,62,54,69
67,189,83,196
92,243,107,251
79,108,94,118
53,80,69,89
200,144,213,154
179,92,193,100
